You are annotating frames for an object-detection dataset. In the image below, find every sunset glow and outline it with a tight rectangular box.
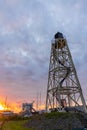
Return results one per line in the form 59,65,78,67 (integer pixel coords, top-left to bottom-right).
0,104,4,110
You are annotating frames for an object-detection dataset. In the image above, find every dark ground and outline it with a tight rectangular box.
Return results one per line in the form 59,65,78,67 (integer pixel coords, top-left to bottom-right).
24,112,86,130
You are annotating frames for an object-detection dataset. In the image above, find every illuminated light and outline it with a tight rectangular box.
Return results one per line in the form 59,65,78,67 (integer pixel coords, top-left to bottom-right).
0,104,4,110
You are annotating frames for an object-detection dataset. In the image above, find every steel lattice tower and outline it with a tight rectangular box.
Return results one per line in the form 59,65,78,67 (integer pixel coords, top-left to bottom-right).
46,32,87,113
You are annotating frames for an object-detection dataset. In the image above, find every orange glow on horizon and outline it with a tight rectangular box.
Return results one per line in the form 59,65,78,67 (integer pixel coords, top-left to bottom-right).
0,103,5,110
0,100,21,113
10,103,22,113
0,96,46,113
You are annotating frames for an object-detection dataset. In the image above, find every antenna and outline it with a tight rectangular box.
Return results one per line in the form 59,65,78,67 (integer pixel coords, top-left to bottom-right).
36,92,38,111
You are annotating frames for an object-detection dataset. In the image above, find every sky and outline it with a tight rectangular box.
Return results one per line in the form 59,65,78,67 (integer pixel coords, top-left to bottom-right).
0,0,87,109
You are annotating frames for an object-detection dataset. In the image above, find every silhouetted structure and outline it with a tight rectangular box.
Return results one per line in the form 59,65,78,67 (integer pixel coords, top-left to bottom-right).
46,32,87,113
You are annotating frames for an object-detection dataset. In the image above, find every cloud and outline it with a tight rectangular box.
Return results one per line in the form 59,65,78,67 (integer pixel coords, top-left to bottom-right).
0,0,87,103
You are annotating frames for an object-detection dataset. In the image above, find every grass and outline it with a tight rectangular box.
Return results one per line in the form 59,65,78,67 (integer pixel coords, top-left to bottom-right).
3,120,34,130
1,112,79,130
44,111,72,119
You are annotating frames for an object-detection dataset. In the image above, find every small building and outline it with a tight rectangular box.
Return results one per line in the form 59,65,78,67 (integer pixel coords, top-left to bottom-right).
21,102,36,117
22,103,33,112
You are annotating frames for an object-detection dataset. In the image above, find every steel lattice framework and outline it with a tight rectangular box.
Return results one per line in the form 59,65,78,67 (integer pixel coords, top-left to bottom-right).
46,32,87,113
